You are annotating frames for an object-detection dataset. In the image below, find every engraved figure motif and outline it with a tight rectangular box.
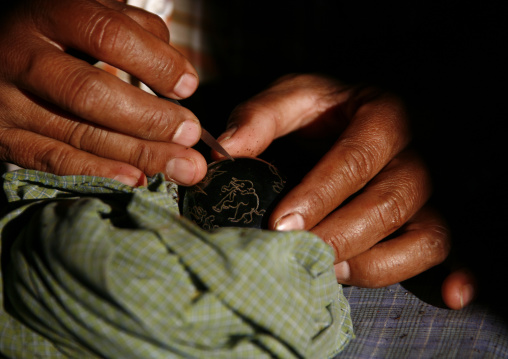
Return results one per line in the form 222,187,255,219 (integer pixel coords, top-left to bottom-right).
192,168,228,195
203,167,227,184
188,206,218,230
269,164,286,193
212,177,266,224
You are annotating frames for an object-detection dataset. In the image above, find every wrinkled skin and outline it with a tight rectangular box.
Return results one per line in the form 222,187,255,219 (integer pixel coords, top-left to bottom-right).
0,0,207,186
0,1,475,309
217,74,476,309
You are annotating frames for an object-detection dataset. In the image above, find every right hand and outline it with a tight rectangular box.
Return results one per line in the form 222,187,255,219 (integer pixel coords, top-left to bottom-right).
217,73,476,309
0,0,207,186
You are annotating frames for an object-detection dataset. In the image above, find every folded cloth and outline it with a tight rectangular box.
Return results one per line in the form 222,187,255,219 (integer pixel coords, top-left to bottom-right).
0,170,353,359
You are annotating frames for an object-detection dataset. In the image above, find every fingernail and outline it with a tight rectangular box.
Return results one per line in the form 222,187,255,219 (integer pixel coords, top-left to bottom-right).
274,213,305,231
217,125,238,143
113,174,142,187
166,157,196,185
459,284,475,309
173,73,198,99
173,119,201,147
334,261,351,282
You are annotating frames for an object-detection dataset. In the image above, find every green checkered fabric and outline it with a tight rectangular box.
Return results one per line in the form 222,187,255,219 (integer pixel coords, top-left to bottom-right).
0,170,353,358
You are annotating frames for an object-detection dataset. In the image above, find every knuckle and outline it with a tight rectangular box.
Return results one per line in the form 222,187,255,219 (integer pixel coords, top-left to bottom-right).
35,144,73,174
340,143,377,186
419,225,451,265
138,108,170,140
19,48,48,87
67,123,108,153
62,68,110,114
128,142,155,170
151,54,176,77
86,11,132,57
313,181,340,211
303,178,343,223
143,47,177,80
373,190,409,233
326,231,354,261
32,140,101,177
369,166,426,234
68,159,100,177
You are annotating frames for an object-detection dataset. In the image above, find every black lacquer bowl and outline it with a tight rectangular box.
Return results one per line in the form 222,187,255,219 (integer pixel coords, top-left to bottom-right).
182,157,286,230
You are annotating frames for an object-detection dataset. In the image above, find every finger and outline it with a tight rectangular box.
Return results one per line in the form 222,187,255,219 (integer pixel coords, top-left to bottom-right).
96,0,170,43
1,93,207,185
63,0,171,63
333,207,451,288
441,268,476,310
217,74,347,158
35,0,198,99
10,45,201,146
0,128,147,187
271,92,411,231
310,150,432,263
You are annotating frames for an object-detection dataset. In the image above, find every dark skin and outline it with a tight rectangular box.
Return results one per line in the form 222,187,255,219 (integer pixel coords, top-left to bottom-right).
0,0,207,186
0,0,474,309
216,74,475,309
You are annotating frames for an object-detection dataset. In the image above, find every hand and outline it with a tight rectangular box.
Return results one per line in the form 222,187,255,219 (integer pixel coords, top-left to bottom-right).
217,73,475,309
0,0,207,186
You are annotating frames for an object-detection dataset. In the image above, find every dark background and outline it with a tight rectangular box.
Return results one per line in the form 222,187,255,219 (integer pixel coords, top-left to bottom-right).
183,2,508,317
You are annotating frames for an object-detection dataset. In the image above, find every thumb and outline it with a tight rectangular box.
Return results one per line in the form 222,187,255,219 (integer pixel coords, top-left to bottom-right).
216,74,345,158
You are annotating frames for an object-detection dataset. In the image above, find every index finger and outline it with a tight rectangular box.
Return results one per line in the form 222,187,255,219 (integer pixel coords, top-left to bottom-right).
38,0,198,99
270,92,411,231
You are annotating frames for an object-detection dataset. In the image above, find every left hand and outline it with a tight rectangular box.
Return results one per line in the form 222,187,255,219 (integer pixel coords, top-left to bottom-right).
0,0,207,186
216,74,454,292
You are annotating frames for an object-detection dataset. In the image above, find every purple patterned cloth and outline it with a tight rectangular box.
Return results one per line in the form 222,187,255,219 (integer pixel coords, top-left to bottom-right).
336,283,508,358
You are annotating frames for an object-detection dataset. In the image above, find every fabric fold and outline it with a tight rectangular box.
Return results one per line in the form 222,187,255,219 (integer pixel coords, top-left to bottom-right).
0,170,353,358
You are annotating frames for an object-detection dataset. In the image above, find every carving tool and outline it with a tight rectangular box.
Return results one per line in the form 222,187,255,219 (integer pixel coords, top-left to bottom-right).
157,95,235,161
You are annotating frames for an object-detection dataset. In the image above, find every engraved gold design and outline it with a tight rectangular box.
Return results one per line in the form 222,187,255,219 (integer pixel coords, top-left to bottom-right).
184,159,285,229
269,164,286,193
212,177,266,224
187,206,218,230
